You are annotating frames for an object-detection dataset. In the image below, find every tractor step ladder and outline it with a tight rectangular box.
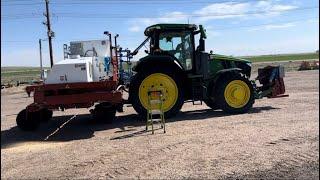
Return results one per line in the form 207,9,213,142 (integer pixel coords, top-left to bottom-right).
189,75,203,105
146,90,166,134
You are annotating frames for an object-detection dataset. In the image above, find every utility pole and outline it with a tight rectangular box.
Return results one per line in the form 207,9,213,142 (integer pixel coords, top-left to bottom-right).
39,39,43,80
44,0,54,67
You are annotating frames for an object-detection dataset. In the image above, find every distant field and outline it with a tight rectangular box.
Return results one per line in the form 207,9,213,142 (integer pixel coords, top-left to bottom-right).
1,52,318,85
1,67,50,84
240,52,319,62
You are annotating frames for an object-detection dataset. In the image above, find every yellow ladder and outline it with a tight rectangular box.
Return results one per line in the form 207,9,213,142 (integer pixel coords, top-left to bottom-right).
146,90,166,134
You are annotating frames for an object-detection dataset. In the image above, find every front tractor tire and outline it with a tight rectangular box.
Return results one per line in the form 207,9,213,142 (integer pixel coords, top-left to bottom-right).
215,73,254,114
129,68,184,118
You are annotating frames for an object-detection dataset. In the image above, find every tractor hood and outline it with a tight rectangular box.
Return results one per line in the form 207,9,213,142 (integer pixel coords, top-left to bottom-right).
209,54,251,63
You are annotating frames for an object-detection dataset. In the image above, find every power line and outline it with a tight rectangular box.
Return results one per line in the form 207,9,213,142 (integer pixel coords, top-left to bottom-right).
0,0,272,6
2,6,318,20
55,6,318,18
1,2,42,6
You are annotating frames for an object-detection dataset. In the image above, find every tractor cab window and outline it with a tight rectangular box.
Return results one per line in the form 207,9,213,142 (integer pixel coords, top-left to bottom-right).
159,31,193,70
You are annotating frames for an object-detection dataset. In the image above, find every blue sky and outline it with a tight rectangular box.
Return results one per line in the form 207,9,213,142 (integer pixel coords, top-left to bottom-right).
1,0,319,67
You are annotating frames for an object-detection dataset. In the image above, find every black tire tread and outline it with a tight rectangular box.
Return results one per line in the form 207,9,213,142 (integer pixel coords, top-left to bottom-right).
16,109,41,131
129,67,184,118
215,72,255,114
93,104,116,124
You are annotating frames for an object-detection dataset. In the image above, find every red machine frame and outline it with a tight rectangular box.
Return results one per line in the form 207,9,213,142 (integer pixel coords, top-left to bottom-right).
25,81,122,112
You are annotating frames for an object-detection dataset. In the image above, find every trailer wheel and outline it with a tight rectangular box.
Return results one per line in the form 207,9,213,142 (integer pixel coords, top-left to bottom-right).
40,109,53,122
92,103,116,124
16,109,41,131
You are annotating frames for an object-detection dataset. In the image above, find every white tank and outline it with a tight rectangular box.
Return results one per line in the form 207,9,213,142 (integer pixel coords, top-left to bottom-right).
45,57,94,84
45,40,113,84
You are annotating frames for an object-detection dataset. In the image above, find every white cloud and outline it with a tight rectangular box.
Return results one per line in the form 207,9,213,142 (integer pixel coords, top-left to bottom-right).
264,22,296,29
158,11,189,23
194,1,298,22
270,4,297,11
194,2,250,22
129,26,141,32
248,22,296,31
127,0,299,32
128,11,190,33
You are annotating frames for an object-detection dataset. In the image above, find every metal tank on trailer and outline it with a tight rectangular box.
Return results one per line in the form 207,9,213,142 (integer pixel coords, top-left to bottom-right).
45,39,113,84
17,33,125,131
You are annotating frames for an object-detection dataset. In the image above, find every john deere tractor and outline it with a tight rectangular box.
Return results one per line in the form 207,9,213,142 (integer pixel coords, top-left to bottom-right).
129,24,286,118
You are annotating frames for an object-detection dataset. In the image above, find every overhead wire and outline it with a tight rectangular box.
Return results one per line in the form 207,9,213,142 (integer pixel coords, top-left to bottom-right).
55,6,318,18
2,6,318,20
0,0,287,6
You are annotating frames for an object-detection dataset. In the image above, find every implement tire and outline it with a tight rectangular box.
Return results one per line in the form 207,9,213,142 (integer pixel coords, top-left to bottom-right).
92,103,116,124
16,109,41,131
40,109,53,122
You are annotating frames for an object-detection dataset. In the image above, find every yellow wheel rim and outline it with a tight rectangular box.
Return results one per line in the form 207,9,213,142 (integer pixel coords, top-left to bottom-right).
139,73,178,112
224,80,250,108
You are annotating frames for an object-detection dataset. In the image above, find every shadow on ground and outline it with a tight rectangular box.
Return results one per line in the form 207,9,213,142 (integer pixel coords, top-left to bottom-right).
1,106,279,149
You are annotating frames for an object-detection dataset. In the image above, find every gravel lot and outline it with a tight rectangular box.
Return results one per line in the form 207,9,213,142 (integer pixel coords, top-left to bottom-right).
1,70,319,179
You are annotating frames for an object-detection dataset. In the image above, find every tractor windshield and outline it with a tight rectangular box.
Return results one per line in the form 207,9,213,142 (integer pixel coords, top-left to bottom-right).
159,31,193,70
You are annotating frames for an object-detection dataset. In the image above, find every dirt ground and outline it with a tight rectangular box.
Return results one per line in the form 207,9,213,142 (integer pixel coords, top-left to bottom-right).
1,70,319,179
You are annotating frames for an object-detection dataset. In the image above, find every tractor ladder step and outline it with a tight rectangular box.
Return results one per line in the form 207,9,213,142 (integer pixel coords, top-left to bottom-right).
189,75,204,105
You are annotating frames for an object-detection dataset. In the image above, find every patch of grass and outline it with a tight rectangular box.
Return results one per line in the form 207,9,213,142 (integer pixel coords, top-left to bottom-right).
1,67,50,84
240,52,319,62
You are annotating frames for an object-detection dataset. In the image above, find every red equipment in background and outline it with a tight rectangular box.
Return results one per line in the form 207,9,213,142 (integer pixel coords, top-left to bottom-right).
256,65,288,98
17,32,124,131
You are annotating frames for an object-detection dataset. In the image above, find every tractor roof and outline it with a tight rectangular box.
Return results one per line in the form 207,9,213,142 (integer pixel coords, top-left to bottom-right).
144,24,197,36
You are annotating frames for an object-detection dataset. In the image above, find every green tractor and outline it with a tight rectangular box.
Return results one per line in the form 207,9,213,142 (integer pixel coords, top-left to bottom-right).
129,24,286,118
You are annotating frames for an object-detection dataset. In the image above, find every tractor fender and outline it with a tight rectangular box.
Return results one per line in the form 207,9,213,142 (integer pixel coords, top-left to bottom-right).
132,55,184,73
213,68,242,82
216,67,242,75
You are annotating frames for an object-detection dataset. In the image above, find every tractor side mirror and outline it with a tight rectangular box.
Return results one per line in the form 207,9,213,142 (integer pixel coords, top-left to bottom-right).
199,25,207,39
144,50,149,54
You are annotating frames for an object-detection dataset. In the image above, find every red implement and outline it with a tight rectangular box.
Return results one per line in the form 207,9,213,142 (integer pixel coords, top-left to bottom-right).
25,80,122,112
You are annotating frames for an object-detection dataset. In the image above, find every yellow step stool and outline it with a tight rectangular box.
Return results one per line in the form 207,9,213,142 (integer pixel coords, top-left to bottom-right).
146,90,166,134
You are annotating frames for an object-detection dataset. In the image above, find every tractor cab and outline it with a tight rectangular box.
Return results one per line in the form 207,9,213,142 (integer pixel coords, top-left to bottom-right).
143,24,207,73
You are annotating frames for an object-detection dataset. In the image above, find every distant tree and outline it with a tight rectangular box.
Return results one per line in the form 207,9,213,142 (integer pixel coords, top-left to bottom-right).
316,50,319,54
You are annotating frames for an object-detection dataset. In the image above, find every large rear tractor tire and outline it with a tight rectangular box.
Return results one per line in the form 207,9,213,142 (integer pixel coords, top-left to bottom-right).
129,68,184,118
16,109,41,131
215,73,254,114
